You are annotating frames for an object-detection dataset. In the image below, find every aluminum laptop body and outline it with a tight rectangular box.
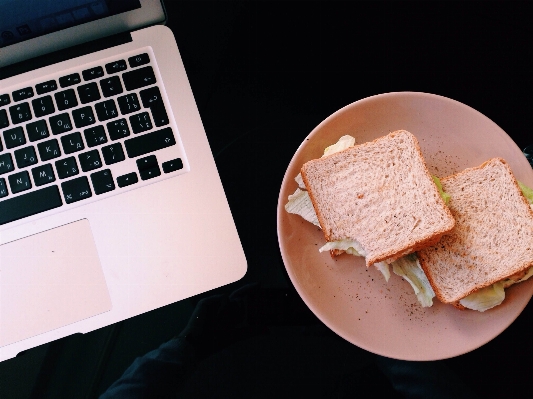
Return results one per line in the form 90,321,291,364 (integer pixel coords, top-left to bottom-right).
0,0,247,362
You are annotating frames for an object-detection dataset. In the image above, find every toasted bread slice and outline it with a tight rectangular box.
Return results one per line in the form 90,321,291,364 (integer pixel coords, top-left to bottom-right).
300,130,455,267
417,158,533,304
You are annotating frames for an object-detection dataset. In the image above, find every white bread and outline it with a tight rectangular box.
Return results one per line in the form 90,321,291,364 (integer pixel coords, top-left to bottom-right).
417,158,533,305
300,130,455,267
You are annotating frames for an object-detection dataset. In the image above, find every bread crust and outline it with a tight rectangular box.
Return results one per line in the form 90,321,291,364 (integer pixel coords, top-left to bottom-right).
301,130,455,267
417,158,533,304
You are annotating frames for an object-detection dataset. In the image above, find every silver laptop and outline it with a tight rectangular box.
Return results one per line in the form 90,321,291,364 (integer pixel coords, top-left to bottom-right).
0,0,247,362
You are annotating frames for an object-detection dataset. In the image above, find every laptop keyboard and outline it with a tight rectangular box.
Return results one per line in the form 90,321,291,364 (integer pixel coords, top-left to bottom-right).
0,48,188,226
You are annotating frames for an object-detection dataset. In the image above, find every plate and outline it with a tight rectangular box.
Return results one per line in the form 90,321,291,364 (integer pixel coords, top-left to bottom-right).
277,92,533,360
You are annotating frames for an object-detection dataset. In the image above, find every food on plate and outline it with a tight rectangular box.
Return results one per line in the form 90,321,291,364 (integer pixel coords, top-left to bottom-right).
417,157,533,312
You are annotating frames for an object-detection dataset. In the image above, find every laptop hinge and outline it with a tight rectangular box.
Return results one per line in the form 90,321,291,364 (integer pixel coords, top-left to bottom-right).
0,32,132,81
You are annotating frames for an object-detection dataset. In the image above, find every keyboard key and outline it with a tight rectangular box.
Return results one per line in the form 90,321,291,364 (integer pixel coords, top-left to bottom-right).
0,178,7,197
77,82,101,104
139,86,168,126
0,153,14,175
128,53,150,68
26,120,50,142
32,164,56,186
82,66,104,81
78,149,102,172
61,176,91,204
55,156,79,179
0,94,10,107
12,87,34,102
59,73,81,87
136,155,160,180
124,127,176,158
8,171,32,194
3,126,26,149
0,109,8,129
117,172,138,187
162,158,183,173
102,143,125,165
129,112,152,133
84,126,108,147
0,185,62,225
105,60,127,74
14,146,37,168
123,66,156,91
100,76,123,97
9,103,32,124
72,106,96,128
55,89,78,111
36,80,58,95
49,113,73,134
91,169,115,195
32,95,55,117
107,118,130,140
117,93,141,115
95,99,118,121
61,132,85,154
37,139,61,161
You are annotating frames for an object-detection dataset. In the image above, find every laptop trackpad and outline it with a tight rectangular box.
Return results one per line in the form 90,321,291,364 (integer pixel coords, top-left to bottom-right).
0,219,111,347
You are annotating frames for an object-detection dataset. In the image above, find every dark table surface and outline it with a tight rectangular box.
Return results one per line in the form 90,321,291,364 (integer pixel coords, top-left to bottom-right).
2,1,533,398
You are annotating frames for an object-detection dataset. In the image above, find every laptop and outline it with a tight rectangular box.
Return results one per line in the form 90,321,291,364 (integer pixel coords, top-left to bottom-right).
0,0,247,362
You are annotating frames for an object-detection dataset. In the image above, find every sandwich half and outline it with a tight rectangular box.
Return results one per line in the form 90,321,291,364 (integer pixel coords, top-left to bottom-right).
417,158,533,311
300,130,455,267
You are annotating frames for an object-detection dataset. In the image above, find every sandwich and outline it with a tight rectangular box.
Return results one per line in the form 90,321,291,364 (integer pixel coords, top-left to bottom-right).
286,130,455,306
417,158,533,311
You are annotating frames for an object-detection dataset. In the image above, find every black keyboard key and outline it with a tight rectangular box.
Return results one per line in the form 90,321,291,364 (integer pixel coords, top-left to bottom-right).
32,164,56,186
9,103,32,124
0,185,62,225
91,169,115,195
3,126,26,149
32,95,55,117
55,156,79,179
117,93,141,115
95,99,119,121
123,66,156,91
117,172,138,187
36,80,57,95
37,139,61,161
136,155,160,180
128,53,150,68
0,94,10,106
124,127,176,158
0,153,14,175
61,132,85,154
150,101,169,127
82,66,104,81
107,118,130,140
49,113,73,134
8,171,31,194
105,60,127,74
27,120,50,142
55,89,78,111
59,73,81,88
61,176,91,204
78,149,102,172
0,109,8,129
84,126,107,147
77,82,101,104
12,87,34,102
129,112,152,133
14,146,37,168
162,158,183,173
139,86,168,126
100,76,123,98
72,106,96,128
102,143,125,165
0,178,7,197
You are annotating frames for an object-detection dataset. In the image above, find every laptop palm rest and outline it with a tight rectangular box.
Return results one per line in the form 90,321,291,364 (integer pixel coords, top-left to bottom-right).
0,219,111,347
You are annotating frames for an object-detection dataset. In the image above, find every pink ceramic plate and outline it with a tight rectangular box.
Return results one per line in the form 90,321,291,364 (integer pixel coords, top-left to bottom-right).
277,92,533,360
